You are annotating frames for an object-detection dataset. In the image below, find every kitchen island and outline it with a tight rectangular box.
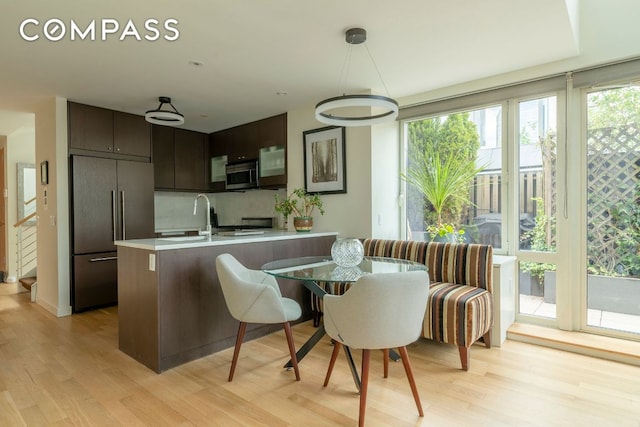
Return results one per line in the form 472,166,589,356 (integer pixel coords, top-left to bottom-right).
115,231,337,373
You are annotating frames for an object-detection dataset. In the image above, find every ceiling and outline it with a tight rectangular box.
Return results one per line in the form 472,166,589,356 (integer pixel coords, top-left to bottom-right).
1,0,579,134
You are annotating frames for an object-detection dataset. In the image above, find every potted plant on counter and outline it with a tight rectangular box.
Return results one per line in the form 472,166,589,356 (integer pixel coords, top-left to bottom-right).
275,188,325,232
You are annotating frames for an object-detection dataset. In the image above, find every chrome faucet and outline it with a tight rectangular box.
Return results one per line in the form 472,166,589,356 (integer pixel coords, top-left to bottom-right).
193,193,212,237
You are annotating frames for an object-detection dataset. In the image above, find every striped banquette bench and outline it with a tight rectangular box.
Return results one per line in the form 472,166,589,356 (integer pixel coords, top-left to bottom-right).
312,238,494,371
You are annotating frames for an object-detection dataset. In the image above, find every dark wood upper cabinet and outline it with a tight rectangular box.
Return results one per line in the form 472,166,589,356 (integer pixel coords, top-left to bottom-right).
209,131,229,192
259,114,286,148
210,129,230,156
257,114,287,188
227,121,258,163
68,102,114,153
152,125,209,192
208,113,287,190
69,102,151,159
113,111,151,157
152,125,175,189
174,128,207,191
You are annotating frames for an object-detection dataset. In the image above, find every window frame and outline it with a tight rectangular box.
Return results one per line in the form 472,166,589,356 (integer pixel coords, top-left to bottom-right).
399,58,640,340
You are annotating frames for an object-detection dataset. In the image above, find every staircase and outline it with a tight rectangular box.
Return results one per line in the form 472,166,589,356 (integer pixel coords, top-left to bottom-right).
19,276,36,291
14,197,37,302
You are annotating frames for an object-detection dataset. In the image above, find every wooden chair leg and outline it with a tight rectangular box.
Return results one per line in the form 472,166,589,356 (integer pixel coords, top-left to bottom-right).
323,341,341,387
229,322,247,381
359,349,371,427
458,345,470,371
398,346,424,417
482,330,492,348
382,349,389,378
283,322,300,381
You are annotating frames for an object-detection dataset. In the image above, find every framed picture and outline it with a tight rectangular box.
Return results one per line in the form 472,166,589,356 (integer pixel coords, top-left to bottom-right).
303,126,346,194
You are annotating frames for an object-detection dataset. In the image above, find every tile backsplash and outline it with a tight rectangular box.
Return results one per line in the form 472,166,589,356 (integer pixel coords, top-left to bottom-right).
154,189,286,232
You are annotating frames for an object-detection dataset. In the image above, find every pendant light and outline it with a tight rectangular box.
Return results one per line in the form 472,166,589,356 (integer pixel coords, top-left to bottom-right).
145,96,185,126
315,28,398,127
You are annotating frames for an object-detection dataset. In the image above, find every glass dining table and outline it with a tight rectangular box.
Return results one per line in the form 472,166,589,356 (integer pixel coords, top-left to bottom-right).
262,255,428,389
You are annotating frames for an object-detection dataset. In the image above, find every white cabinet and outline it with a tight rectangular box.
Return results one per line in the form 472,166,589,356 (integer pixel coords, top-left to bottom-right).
491,255,517,347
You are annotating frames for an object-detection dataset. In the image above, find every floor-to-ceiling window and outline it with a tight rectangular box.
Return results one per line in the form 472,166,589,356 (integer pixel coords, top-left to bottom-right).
517,95,558,321
584,85,640,335
403,105,504,248
399,59,640,341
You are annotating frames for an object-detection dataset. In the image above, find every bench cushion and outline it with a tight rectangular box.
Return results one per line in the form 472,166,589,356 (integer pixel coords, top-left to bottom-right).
425,282,493,347
312,238,493,352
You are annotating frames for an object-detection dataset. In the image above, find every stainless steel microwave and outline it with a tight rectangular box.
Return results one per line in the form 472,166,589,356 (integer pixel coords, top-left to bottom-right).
225,159,258,190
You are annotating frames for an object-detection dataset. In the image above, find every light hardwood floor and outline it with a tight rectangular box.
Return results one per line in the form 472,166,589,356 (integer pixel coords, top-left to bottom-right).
1,292,640,426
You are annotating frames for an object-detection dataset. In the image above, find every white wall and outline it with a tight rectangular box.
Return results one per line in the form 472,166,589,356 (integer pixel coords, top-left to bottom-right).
286,105,375,239
6,125,36,280
0,137,6,278
35,97,71,317
371,120,401,239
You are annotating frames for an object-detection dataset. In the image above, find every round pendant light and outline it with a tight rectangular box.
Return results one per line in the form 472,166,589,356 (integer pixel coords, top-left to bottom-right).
315,94,398,127
315,28,398,127
145,96,184,126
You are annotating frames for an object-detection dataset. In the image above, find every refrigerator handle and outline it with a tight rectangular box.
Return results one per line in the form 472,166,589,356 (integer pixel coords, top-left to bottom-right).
112,190,117,242
89,256,118,262
120,190,126,240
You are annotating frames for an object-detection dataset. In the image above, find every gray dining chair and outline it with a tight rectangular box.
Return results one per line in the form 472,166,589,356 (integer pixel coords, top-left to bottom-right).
216,253,301,381
322,270,430,427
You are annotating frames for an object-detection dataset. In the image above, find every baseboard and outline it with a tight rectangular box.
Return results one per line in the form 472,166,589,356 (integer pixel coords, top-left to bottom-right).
36,297,72,318
507,323,640,366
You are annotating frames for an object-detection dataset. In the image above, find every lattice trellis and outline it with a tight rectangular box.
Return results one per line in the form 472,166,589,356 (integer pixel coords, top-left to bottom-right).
587,124,640,275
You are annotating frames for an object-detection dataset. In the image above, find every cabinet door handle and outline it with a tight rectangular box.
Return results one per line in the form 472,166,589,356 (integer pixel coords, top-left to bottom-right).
120,190,126,240
112,190,117,242
89,256,118,262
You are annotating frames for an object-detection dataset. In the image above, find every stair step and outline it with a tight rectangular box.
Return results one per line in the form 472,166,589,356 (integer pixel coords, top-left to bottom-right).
19,277,37,290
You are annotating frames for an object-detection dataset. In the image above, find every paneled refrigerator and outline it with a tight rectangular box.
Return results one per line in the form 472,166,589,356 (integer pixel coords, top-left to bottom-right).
71,156,154,311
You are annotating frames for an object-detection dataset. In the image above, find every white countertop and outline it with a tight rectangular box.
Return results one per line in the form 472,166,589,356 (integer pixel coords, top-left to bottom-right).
115,231,338,251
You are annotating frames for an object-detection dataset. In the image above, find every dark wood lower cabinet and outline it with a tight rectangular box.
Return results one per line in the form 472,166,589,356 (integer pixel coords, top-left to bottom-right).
73,252,118,312
117,236,335,373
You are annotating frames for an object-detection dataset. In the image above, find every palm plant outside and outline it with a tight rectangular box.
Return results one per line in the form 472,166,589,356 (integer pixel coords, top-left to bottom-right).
403,146,484,225
404,113,483,239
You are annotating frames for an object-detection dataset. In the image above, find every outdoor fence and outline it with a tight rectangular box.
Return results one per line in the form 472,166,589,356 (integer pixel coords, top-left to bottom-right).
468,170,544,219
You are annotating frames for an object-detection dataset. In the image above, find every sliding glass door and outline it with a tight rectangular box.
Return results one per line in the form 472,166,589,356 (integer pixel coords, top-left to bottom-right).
585,86,640,335
400,60,640,341
516,95,559,321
